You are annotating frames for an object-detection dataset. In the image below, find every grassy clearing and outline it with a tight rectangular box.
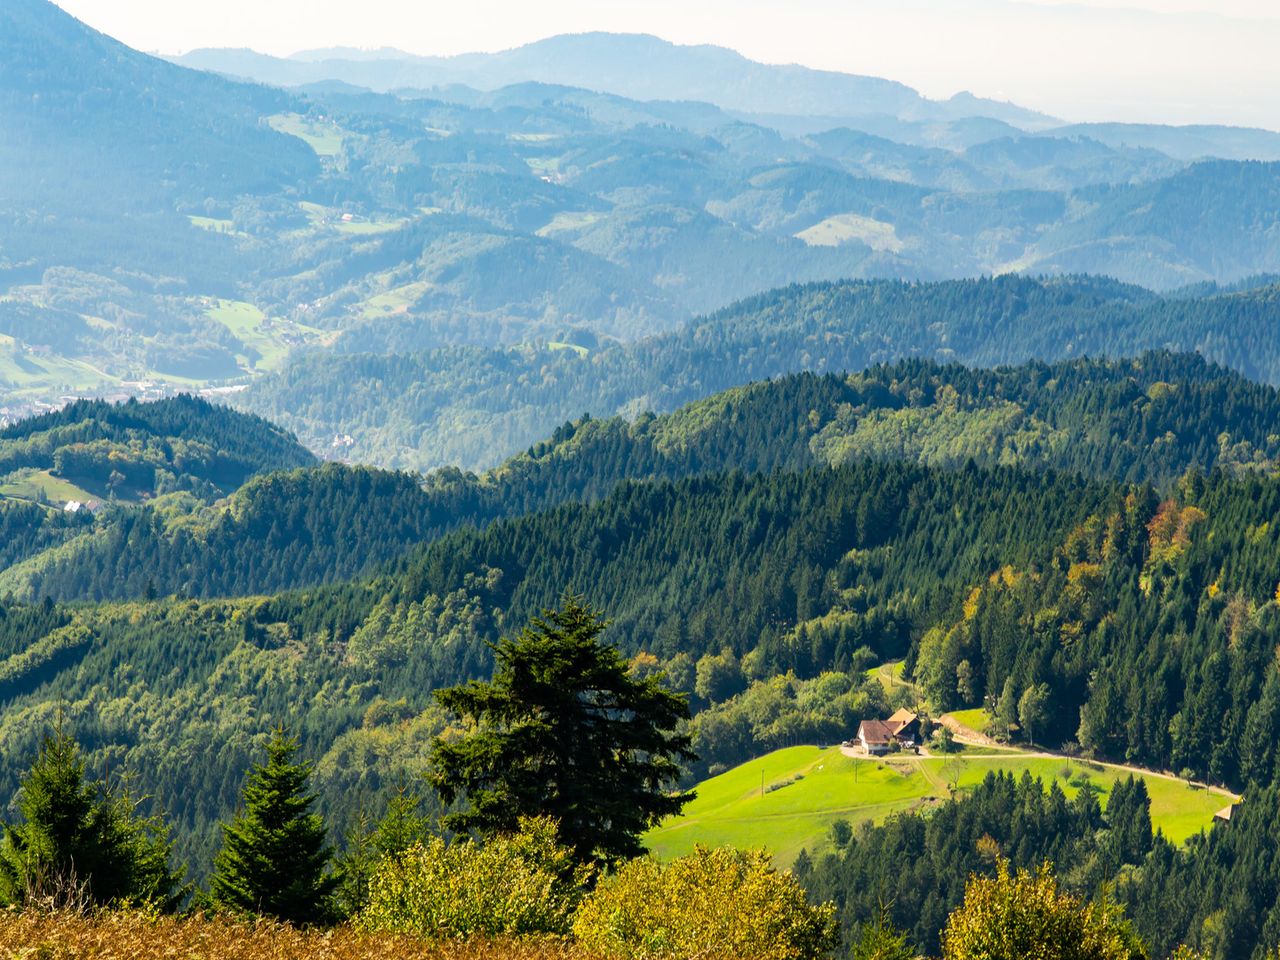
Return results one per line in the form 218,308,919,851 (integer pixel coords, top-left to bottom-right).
865,660,913,697
0,468,96,505
335,219,409,236
948,708,992,735
294,201,407,236
268,113,349,157
187,215,239,235
300,200,331,222
646,747,924,866
361,282,433,319
537,212,604,237
0,335,114,393
0,911,595,959
548,342,590,357
205,299,321,373
795,213,904,253
645,745,1231,867
525,156,562,176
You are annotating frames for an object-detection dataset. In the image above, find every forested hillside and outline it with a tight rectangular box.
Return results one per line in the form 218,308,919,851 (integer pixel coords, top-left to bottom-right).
911,468,1280,787
10,351,1280,602
0,395,314,577
239,276,1280,470
5,374,1280,951
0,459,1116,873
0,395,315,494
4,394,1280,899
802,767,1280,959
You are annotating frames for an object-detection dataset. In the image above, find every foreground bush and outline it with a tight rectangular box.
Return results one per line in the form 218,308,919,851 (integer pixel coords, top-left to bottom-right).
0,910,597,958
942,860,1146,960
356,817,589,940
572,846,836,960
0,729,183,911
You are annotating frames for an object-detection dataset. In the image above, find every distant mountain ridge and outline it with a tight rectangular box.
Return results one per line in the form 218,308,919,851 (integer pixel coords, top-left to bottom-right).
174,32,1059,131
173,35,1280,161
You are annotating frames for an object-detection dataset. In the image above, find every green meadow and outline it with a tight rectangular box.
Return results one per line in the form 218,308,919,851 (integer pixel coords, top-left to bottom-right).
334,219,407,236
205,299,322,373
948,707,992,735
0,468,97,506
187,215,239,235
645,745,1234,867
794,213,904,253
267,113,348,157
360,282,433,319
0,335,113,393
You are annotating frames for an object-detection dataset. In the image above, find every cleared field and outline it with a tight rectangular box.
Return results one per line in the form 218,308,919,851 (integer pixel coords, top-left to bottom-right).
268,113,348,157
948,708,992,735
525,156,562,176
866,659,912,696
361,282,433,319
645,745,1233,867
187,215,238,234
0,335,114,393
0,468,96,505
335,219,408,235
205,299,321,373
537,211,604,237
795,213,904,253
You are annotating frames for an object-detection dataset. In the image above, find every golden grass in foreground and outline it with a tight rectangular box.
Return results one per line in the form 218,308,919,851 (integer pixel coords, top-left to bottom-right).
0,911,598,960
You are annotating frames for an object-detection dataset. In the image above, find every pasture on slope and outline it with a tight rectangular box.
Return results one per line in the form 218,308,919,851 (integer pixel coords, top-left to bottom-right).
644,745,1235,867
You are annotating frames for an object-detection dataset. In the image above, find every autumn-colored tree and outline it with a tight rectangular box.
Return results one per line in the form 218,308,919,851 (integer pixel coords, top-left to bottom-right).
942,860,1145,960
573,845,836,960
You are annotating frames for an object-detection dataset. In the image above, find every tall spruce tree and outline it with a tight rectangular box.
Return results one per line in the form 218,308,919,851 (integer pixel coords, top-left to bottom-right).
430,595,695,867
0,727,183,909
209,728,337,925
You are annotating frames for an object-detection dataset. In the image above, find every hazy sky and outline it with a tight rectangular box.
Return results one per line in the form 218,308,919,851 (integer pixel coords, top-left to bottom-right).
55,0,1280,128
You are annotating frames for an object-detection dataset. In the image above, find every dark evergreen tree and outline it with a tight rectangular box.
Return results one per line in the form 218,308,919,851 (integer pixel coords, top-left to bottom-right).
208,728,337,925
0,727,182,909
430,596,695,867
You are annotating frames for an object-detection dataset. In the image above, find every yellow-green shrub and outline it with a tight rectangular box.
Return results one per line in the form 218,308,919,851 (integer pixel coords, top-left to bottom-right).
941,860,1145,960
572,846,836,960
356,817,588,940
